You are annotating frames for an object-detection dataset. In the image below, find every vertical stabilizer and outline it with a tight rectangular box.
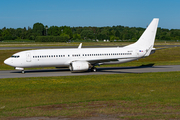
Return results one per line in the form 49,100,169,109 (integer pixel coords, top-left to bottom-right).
125,18,159,50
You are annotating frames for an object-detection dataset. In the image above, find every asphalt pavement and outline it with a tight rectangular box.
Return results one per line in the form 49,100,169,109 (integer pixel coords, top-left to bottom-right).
0,65,179,78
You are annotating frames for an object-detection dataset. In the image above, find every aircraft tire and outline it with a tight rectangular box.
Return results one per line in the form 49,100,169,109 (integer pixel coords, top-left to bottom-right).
91,67,97,72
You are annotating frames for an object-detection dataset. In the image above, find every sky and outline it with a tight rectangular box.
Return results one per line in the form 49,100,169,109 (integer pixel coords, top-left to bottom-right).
0,0,180,29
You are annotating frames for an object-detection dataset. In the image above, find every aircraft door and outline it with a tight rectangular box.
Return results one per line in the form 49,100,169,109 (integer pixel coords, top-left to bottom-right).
26,52,31,62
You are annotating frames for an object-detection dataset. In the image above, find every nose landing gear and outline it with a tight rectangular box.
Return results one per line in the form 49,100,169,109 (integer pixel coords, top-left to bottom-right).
15,67,25,74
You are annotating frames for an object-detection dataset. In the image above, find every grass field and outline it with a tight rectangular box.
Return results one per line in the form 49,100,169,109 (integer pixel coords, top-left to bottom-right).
0,42,180,119
0,72,180,119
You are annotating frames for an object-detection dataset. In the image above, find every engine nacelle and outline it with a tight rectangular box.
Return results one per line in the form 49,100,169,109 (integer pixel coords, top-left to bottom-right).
69,61,90,71
15,67,24,71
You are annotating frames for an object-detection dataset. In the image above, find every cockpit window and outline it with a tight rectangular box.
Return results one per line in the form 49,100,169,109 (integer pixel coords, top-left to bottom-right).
11,55,20,58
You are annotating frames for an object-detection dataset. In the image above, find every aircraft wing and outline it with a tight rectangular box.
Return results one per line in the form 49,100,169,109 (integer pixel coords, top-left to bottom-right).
87,58,119,65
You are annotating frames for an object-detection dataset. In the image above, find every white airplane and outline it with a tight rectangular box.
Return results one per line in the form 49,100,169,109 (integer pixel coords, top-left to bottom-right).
4,18,159,73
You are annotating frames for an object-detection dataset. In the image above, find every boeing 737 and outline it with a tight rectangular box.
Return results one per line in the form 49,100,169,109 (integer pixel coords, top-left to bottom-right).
4,18,159,73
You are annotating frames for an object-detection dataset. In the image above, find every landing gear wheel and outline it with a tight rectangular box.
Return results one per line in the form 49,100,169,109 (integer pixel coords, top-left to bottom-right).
22,70,25,74
91,67,97,72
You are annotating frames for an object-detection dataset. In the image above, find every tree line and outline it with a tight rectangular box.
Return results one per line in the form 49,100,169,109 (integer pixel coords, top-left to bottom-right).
0,22,180,42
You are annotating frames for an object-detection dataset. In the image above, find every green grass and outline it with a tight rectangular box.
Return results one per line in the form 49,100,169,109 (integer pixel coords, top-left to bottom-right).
0,72,180,119
1,42,180,119
1,47,180,70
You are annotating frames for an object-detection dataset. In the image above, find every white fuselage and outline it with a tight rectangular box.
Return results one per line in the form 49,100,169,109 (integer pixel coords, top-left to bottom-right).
4,47,145,68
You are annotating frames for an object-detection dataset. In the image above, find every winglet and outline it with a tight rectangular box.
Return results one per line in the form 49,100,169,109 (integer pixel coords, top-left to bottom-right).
78,43,82,49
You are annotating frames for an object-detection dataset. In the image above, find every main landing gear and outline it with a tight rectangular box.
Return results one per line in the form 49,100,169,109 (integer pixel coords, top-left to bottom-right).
22,70,25,74
91,67,97,72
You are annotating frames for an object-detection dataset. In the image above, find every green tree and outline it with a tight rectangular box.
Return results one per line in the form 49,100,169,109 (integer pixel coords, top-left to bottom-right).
73,34,81,40
33,23,45,36
60,33,70,39
9,28,17,40
1,29,13,40
115,30,120,38
97,29,109,40
0,29,3,41
26,27,34,40
61,26,73,38
48,26,60,36
170,29,180,40
80,30,94,40
110,35,119,42
0,29,2,36
2,29,10,37
16,28,26,39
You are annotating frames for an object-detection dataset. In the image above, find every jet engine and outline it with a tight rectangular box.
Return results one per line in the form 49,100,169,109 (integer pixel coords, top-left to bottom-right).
69,61,90,71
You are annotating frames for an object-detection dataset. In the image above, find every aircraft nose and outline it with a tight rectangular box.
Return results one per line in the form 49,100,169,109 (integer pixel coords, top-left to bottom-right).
4,58,11,65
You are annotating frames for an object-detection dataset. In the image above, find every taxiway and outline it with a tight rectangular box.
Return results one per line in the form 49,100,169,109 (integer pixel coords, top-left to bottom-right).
0,65,179,78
